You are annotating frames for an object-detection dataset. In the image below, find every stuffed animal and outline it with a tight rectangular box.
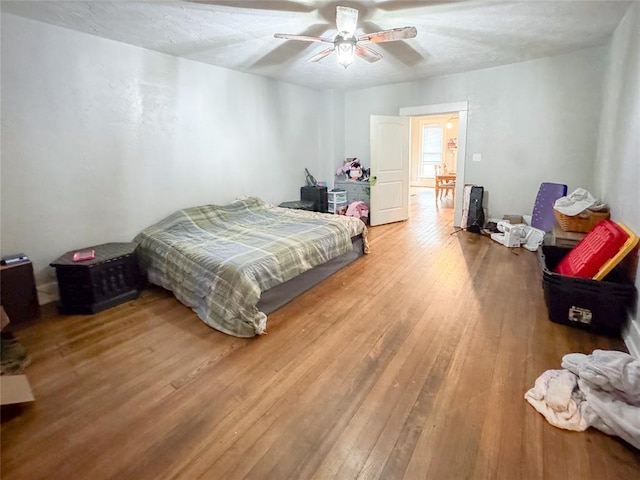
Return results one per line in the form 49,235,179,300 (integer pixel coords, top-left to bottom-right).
349,163,363,180
336,160,352,176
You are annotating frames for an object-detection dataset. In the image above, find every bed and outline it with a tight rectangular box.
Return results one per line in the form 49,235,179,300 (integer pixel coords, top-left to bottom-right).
134,197,369,337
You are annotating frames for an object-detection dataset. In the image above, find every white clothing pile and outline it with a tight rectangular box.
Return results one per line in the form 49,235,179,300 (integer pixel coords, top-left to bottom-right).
553,188,608,216
525,349,640,449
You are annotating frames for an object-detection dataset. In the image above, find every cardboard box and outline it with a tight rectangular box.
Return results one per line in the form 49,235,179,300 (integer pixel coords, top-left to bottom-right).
0,375,35,405
0,309,35,405
503,214,524,224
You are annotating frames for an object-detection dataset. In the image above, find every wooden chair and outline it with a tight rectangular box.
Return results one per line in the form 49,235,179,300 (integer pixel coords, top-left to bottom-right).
435,165,456,200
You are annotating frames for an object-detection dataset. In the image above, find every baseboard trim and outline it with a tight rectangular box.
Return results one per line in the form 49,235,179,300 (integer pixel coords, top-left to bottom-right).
36,281,59,306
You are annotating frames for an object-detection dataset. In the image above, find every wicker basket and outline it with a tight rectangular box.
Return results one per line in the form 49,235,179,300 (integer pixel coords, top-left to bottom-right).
554,208,610,233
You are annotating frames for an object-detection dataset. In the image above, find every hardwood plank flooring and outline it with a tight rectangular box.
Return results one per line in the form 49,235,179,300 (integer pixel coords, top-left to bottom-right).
2,189,639,479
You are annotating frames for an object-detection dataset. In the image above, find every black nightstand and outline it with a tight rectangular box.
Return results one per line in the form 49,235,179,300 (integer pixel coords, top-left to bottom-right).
50,242,145,314
300,186,328,212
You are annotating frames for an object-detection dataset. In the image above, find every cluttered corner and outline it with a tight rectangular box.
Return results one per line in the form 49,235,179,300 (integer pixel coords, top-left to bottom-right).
461,182,637,338
509,186,639,449
329,158,371,225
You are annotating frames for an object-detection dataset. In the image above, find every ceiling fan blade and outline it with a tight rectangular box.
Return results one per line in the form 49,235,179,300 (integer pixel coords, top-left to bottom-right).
355,45,383,63
360,21,423,66
188,1,315,13
358,26,417,44
255,24,331,68
307,47,335,63
336,6,358,36
274,33,333,43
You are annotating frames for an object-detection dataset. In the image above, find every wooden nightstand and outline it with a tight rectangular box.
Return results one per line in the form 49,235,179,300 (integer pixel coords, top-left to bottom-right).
0,261,39,324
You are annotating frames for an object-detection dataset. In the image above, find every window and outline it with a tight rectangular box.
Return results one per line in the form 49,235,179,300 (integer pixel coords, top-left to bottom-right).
420,125,443,177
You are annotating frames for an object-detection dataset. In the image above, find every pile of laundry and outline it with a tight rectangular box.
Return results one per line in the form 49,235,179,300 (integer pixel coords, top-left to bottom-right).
525,349,639,449
345,201,369,221
553,188,609,216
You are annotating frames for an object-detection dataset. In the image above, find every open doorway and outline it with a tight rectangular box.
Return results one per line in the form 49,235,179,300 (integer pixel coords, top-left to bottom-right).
399,102,468,227
409,113,459,209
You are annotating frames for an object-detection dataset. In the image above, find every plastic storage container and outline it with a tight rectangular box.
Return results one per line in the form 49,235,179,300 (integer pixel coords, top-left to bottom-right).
555,220,638,279
539,246,637,337
327,190,348,214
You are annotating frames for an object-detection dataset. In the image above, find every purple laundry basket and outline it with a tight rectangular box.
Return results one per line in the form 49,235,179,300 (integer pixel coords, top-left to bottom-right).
531,183,568,233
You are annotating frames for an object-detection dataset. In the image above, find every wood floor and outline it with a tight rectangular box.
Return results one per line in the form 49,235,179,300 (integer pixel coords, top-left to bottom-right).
2,190,639,480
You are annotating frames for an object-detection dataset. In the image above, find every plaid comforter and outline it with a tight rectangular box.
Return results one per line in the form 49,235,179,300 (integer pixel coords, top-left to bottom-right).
134,197,368,337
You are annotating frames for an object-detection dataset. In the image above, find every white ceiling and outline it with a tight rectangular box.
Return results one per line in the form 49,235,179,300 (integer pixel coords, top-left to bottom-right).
1,0,631,91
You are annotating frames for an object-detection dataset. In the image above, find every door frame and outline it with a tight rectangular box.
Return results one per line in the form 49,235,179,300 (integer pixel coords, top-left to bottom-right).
399,102,468,227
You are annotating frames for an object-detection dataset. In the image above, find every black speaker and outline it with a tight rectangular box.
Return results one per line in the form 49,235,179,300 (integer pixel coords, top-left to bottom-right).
300,186,328,213
466,186,485,234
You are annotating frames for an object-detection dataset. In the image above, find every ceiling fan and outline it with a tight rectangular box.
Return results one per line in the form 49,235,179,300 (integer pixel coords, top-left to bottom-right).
273,6,417,68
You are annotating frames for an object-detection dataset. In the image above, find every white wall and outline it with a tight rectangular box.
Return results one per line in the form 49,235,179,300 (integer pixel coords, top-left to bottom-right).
593,3,640,356
341,47,607,219
1,14,323,287
317,90,346,187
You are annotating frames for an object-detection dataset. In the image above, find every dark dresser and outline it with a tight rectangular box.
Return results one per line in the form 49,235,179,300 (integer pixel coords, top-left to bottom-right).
50,242,145,314
334,180,370,205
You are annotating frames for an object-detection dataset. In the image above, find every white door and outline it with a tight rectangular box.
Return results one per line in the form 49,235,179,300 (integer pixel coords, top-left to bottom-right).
369,115,410,226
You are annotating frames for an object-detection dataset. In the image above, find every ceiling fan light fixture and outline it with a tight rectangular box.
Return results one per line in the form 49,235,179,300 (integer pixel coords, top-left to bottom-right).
336,6,358,37
335,36,356,69
273,5,416,70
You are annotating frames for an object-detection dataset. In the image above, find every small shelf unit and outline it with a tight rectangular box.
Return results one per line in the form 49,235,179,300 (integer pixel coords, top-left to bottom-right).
327,190,347,214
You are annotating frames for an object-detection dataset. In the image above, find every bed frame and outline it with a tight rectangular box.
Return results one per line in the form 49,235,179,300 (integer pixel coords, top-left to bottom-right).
257,236,364,314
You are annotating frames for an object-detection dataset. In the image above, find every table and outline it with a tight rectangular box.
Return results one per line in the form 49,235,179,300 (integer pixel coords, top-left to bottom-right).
435,173,456,199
